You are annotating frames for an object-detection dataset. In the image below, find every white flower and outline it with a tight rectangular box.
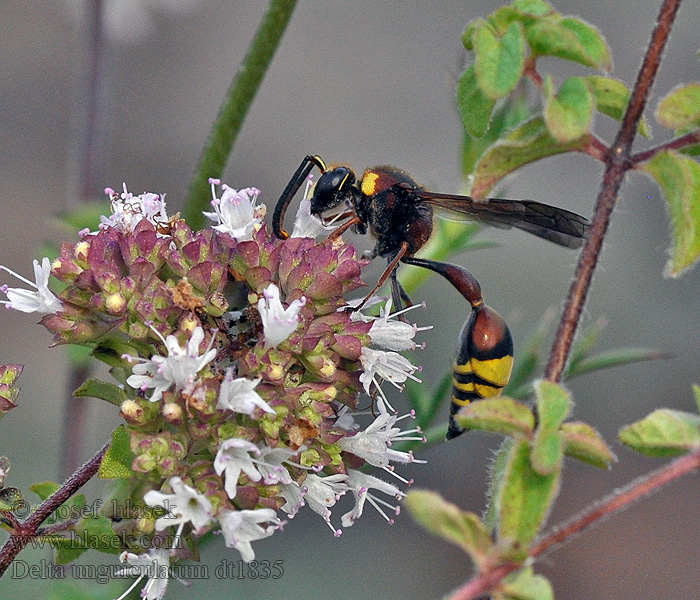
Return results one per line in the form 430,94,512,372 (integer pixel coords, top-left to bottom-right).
302,473,349,536
144,476,213,533
341,469,405,527
359,346,421,411
213,438,262,499
126,326,217,402
254,446,300,485
100,184,168,234
338,411,424,469
0,258,62,314
279,480,305,518
218,508,281,563
115,548,170,600
365,298,432,351
216,368,274,415
257,283,306,348
203,180,262,241
290,196,334,239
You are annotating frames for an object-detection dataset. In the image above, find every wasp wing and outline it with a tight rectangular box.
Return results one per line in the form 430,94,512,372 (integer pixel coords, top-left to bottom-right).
420,192,589,249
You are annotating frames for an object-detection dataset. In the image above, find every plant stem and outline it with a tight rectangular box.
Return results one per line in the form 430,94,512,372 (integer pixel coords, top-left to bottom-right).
543,0,683,382
0,443,109,577
631,129,700,165
530,446,700,557
448,445,700,600
183,0,299,229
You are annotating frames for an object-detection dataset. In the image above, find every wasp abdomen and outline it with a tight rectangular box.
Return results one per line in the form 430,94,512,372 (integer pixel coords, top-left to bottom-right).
447,304,513,440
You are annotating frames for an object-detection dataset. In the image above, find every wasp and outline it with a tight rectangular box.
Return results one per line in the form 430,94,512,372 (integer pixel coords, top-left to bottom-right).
272,155,588,438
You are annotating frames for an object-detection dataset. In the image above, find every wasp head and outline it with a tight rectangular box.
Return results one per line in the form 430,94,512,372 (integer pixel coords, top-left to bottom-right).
311,167,356,217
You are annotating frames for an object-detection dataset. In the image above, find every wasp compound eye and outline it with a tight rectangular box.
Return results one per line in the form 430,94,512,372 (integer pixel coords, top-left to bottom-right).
447,304,514,440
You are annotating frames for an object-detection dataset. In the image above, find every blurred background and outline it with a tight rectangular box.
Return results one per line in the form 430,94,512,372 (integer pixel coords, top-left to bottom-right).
2,0,700,598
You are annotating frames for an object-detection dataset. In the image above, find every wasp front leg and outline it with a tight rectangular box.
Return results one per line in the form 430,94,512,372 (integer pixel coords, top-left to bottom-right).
272,154,327,239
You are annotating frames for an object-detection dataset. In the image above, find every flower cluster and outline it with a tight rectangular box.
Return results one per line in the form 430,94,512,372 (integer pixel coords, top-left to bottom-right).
0,181,428,599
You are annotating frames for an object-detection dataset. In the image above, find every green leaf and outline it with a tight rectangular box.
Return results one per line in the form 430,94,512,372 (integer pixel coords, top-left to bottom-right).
496,566,554,600
565,318,668,380
455,397,535,437
511,0,552,16
462,18,480,51
585,75,650,137
639,150,700,277
74,515,122,555
655,83,700,129
73,378,127,407
530,381,570,475
561,421,616,468
30,481,60,502
474,21,526,100
543,76,593,143
471,116,588,197
462,89,533,179
526,16,611,71
619,409,700,456
565,347,669,379
405,490,493,567
458,65,496,138
693,384,700,414
496,438,561,554
53,537,89,565
98,426,135,479
484,438,514,532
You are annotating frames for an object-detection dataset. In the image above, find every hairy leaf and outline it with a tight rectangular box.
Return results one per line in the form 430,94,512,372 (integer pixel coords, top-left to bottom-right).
471,117,588,197
543,76,593,143
405,490,493,567
619,409,700,456
474,21,526,99
496,438,560,553
655,83,700,129
640,150,700,277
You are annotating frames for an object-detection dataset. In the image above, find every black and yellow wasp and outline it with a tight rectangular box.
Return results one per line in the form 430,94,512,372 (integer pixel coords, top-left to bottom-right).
273,155,588,439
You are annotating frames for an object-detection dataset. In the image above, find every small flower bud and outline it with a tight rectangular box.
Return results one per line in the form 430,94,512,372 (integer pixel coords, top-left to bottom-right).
162,402,183,424
120,399,143,424
105,292,126,314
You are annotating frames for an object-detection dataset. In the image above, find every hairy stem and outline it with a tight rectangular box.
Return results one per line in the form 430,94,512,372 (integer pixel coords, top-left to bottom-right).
631,129,700,165
448,446,700,600
183,0,299,229
0,443,108,576
544,0,682,382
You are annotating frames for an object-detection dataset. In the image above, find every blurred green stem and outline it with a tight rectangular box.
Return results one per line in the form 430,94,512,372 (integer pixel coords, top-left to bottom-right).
183,0,299,228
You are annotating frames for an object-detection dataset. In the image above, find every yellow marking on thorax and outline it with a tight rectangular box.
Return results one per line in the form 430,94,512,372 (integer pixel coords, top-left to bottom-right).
361,172,379,196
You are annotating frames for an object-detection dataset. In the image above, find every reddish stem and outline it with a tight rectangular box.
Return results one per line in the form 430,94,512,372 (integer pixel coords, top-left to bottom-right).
0,443,108,576
544,0,682,382
631,129,700,165
448,446,700,600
